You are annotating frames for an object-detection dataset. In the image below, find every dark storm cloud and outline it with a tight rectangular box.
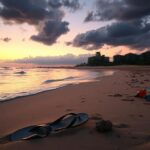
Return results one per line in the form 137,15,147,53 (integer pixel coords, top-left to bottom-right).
75,0,150,51
0,0,50,24
31,20,69,45
48,0,80,11
0,0,81,45
0,0,80,24
85,0,150,22
62,0,80,11
72,20,150,50
84,12,94,22
48,0,62,9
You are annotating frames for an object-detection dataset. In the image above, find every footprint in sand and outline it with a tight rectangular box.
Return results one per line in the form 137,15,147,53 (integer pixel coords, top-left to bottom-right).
138,114,143,118
108,94,123,97
90,113,102,121
65,109,73,112
113,123,129,128
121,99,135,102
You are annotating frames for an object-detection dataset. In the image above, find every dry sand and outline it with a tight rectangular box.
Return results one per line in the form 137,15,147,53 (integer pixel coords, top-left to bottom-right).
0,66,150,150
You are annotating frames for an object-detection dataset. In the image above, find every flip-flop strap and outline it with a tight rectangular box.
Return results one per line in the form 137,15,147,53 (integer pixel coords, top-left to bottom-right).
30,113,78,134
66,115,78,128
50,113,77,125
54,115,78,132
30,125,52,136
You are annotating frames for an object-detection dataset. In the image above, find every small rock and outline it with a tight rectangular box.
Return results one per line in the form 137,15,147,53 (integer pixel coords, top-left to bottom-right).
96,120,113,133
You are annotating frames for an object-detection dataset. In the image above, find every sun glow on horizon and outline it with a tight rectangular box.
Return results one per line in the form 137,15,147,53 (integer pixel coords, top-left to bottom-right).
0,39,97,60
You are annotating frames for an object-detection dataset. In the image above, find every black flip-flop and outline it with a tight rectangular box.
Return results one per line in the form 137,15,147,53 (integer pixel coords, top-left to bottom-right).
48,113,88,133
0,113,88,142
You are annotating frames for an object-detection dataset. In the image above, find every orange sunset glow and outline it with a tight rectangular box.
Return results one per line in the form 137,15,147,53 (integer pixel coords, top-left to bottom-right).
0,0,149,65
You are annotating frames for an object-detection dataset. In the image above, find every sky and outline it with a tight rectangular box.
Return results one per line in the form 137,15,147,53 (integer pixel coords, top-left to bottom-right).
0,0,150,65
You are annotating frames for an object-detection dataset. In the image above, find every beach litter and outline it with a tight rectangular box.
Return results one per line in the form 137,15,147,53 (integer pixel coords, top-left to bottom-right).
145,95,150,101
135,88,150,102
135,89,147,98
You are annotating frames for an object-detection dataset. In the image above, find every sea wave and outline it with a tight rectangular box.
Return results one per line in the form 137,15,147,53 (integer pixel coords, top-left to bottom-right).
0,68,114,102
43,76,75,84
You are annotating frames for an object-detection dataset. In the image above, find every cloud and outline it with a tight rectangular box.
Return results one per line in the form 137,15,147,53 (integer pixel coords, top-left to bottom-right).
84,12,94,22
0,0,81,24
0,0,49,24
62,0,80,11
0,0,81,45
48,0,80,11
14,54,91,65
31,20,69,45
0,37,11,42
72,19,150,50
73,0,150,51
85,0,150,22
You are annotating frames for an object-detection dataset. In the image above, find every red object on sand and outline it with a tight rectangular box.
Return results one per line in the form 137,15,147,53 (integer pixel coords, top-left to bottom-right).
136,90,147,98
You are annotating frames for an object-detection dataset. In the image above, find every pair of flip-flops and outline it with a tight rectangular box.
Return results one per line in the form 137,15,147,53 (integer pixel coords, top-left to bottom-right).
1,113,88,142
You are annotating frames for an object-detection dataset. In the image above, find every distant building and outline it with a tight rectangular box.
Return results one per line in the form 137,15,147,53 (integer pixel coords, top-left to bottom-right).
114,53,139,65
140,51,150,65
88,52,110,66
113,55,124,65
113,51,150,65
84,51,150,67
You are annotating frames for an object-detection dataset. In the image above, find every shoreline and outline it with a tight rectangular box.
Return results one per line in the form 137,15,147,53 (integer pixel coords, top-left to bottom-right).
0,68,114,103
0,84,73,103
0,66,150,150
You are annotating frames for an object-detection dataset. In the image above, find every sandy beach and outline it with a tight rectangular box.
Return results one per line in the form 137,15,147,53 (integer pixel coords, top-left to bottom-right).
0,66,150,150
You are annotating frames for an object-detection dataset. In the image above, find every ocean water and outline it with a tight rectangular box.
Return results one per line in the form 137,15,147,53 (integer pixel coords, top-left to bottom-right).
0,67,114,102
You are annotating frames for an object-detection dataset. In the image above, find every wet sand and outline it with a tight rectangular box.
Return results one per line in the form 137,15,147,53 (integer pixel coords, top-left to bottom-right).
0,66,150,150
